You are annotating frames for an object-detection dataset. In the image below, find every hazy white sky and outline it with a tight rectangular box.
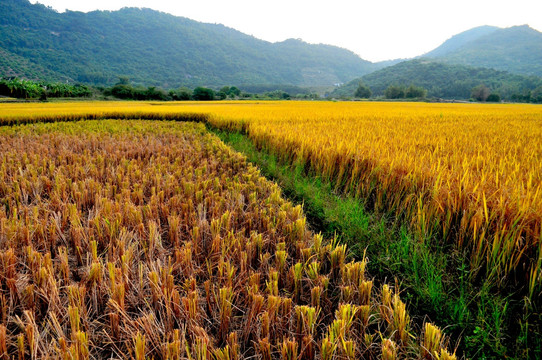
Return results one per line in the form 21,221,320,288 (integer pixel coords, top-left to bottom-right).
30,0,542,62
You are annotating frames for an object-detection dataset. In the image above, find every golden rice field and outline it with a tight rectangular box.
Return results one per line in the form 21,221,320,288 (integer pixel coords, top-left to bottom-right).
0,120,455,359
1,101,541,298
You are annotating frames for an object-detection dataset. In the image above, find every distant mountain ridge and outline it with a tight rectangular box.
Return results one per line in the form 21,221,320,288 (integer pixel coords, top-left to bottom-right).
331,24,542,100
425,25,542,77
1,0,542,90
0,0,383,87
423,26,500,57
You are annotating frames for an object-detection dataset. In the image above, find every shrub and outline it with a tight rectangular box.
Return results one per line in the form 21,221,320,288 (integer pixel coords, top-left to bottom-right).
471,85,491,102
355,83,372,98
405,85,427,99
384,85,405,99
486,93,501,102
192,86,215,101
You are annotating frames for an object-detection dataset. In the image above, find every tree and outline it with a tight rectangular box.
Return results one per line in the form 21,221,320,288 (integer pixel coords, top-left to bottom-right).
486,93,501,102
144,86,167,101
116,76,131,86
471,85,490,102
405,85,427,99
531,86,542,103
110,84,134,99
192,87,215,101
511,91,531,103
170,87,192,101
228,86,241,97
384,85,405,99
355,83,372,98
39,89,48,101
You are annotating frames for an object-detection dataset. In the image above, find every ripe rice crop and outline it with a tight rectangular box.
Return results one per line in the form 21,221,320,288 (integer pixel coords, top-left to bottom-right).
1,101,540,298
214,102,542,297
0,120,453,359
209,102,542,295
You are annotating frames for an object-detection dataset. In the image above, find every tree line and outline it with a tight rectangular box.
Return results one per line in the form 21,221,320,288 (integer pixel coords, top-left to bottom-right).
1,77,322,101
354,83,428,100
5,76,539,104
353,81,542,103
333,59,542,102
0,78,92,99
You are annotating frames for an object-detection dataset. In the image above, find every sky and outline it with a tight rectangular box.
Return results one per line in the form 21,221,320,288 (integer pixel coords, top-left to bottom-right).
30,0,542,62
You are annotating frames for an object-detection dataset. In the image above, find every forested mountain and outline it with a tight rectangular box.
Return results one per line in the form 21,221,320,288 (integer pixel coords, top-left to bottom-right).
426,25,542,77
3,0,542,93
330,25,542,99
423,26,499,58
0,0,379,87
0,47,69,82
331,59,542,99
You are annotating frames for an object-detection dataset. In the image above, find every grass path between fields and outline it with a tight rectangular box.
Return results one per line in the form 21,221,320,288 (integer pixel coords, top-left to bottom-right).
211,128,542,360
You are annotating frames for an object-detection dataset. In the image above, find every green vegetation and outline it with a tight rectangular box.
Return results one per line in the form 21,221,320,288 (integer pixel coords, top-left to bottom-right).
100,82,314,101
332,59,542,100
354,82,372,98
219,86,241,99
168,87,192,101
102,83,168,101
486,93,501,102
4,0,542,98
382,84,427,99
471,84,491,102
237,84,309,96
384,85,405,99
0,77,321,101
427,25,542,77
213,128,542,360
191,86,216,101
424,25,500,58
0,77,92,99
405,85,427,98
0,0,380,87
0,47,69,82
511,85,542,103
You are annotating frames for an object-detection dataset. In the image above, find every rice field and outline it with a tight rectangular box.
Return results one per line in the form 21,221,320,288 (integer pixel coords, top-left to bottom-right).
0,119,454,359
209,102,542,296
1,101,540,298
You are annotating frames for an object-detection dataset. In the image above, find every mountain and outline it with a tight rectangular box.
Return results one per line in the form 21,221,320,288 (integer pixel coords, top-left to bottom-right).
331,59,542,99
0,0,379,88
423,26,499,58
426,25,542,77
3,1,541,91
0,47,70,81
330,25,542,99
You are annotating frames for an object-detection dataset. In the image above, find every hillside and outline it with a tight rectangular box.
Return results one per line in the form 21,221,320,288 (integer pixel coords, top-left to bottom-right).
0,0,378,87
3,1,542,91
331,59,542,99
423,26,499,58
0,47,70,82
427,25,542,77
